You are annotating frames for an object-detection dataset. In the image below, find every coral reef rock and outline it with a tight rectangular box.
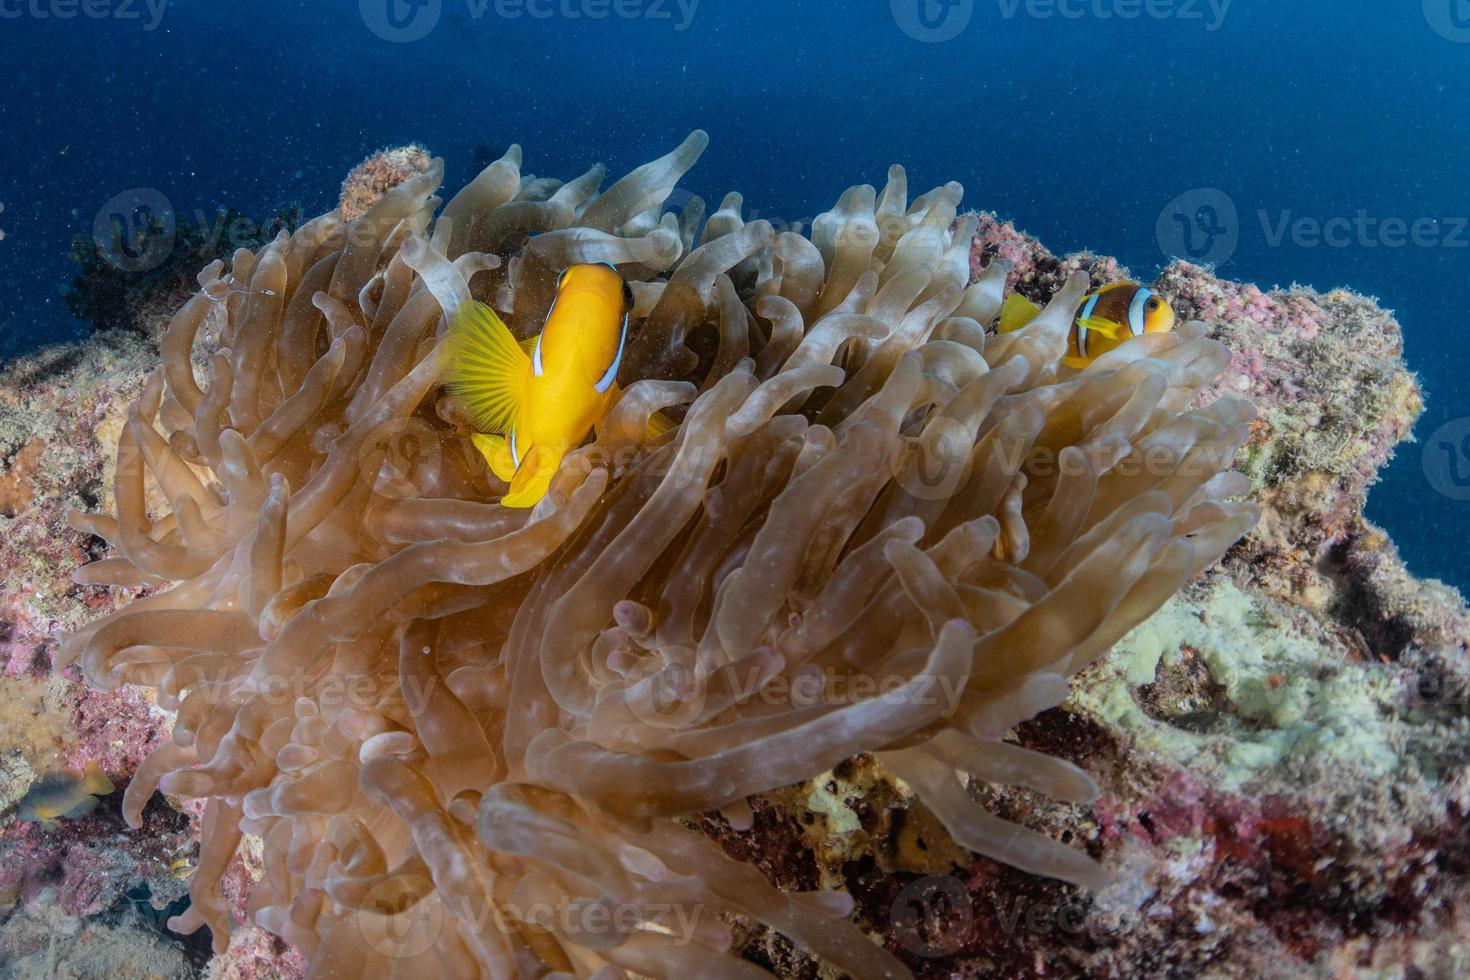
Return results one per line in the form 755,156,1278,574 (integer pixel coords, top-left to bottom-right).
338,144,435,222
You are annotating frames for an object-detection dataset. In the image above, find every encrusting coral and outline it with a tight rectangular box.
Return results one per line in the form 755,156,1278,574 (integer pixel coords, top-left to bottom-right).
340,145,436,223
58,131,1258,977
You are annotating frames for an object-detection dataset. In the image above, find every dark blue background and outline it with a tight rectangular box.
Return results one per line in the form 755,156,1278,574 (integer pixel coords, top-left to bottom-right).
1,0,1466,592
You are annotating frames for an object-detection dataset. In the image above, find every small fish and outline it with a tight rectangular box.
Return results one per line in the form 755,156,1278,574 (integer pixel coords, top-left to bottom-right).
999,281,1176,368
17,760,114,829
446,262,635,508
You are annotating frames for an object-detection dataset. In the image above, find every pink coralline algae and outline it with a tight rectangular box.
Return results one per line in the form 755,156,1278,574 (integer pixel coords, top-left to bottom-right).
0,331,201,976
338,143,435,221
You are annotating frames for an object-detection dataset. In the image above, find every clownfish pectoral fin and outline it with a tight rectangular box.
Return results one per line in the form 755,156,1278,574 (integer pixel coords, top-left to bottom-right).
501,444,565,509
471,433,519,483
998,293,1041,333
1076,316,1127,341
444,300,531,436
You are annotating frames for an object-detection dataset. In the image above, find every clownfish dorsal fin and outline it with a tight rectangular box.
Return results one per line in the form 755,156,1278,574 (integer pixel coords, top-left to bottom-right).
444,300,531,436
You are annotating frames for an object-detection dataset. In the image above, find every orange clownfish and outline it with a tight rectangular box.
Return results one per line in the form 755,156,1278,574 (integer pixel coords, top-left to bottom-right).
999,281,1176,369
446,262,634,508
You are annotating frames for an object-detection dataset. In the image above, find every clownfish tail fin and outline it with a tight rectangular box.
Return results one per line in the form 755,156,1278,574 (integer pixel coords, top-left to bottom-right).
998,293,1041,333
445,300,530,435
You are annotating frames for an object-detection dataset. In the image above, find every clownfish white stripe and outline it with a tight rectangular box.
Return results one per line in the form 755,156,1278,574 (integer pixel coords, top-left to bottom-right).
595,313,629,394
1127,287,1152,337
1077,294,1099,357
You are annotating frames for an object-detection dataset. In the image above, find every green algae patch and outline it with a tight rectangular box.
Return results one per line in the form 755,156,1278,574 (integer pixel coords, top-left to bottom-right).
1070,576,1404,790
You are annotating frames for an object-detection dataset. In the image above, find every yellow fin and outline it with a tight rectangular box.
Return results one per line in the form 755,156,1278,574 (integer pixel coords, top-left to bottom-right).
998,293,1041,333
519,334,539,358
471,433,519,483
646,410,677,441
81,760,114,797
444,301,530,435
1076,316,1126,341
502,444,564,509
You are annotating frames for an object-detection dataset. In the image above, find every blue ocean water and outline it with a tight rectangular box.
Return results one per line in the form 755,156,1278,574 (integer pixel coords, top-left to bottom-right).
0,0,1466,593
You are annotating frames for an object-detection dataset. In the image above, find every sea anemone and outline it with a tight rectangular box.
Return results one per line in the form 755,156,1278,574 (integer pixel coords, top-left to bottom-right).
60,130,1257,978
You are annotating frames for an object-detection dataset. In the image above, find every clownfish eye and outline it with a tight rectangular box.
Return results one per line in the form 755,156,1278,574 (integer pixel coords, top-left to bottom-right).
1146,297,1161,311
